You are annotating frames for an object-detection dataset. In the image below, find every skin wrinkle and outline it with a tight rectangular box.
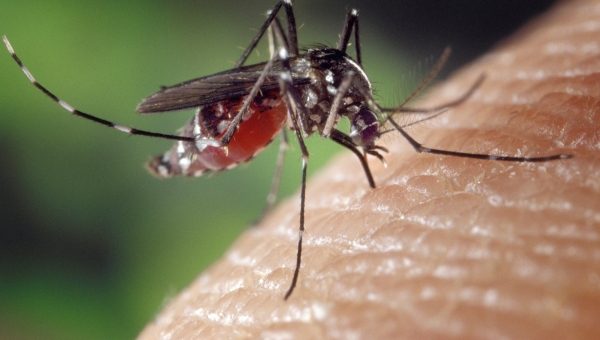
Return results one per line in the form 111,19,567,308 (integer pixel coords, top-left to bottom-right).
140,0,600,338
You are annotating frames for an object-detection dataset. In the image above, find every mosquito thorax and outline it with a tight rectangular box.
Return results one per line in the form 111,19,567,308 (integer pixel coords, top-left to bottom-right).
293,47,379,146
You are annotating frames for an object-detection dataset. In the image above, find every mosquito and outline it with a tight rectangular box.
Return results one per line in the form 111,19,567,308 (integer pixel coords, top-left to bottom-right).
3,0,572,300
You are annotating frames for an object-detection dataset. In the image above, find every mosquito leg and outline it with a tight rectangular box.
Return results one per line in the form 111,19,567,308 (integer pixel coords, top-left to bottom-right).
272,17,290,52
235,1,283,67
268,20,276,57
280,91,309,300
378,109,449,136
223,2,299,147
322,71,355,137
337,8,362,65
387,116,573,162
268,16,289,57
278,48,309,300
284,144,307,301
282,0,299,57
219,50,280,146
260,130,289,218
337,9,356,52
393,73,486,114
398,109,448,128
2,36,195,143
352,10,362,66
277,48,309,134
236,0,298,68
330,129,376,188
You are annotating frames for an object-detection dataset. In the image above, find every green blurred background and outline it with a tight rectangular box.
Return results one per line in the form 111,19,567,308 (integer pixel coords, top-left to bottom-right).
0,1,554,338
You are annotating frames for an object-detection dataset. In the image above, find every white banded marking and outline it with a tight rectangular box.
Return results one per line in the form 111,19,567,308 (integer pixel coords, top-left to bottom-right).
280,71,292,81
22,66,36,83
278,47,289,60
58,99,75,112
114,125,132,134
178,156,191,172
157,165,170,177
3,35,201,143
2,35,15,54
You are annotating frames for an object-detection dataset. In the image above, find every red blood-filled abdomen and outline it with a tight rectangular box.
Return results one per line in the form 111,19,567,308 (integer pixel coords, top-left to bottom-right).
148,90,286,177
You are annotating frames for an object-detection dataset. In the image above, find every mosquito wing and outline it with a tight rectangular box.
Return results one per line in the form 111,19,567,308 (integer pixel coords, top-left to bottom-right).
136,60,310,113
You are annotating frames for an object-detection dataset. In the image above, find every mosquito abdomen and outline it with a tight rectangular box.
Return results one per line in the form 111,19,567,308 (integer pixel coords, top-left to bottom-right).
148,91,287,177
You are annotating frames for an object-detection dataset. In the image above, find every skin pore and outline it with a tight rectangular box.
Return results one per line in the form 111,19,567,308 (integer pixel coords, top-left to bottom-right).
140,0,600,338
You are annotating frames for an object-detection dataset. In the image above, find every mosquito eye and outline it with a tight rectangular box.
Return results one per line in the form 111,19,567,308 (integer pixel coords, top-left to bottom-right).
350,107,379,146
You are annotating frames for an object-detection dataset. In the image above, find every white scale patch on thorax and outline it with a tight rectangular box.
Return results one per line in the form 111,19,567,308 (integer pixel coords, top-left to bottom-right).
324,69,338,95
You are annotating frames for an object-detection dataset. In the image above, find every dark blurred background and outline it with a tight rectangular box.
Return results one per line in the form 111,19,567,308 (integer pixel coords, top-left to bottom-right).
0,0,555,338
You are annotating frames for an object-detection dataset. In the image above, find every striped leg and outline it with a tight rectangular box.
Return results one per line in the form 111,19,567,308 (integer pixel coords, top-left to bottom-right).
262,130,289,215
277,47,310,300
248,13,292,222
235,0,299,68
2,36,194,143
330,129,376,188
218,47,280,146
337,8,362,65
322,71,355,137
219,0,300,147
387,116,573,162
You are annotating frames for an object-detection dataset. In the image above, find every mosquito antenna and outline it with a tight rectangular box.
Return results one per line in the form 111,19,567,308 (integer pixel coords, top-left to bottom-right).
379,109,448,136
390,47,452,110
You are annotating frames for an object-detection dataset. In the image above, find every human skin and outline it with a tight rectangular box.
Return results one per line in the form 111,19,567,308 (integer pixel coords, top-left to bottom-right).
139,0,600,338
